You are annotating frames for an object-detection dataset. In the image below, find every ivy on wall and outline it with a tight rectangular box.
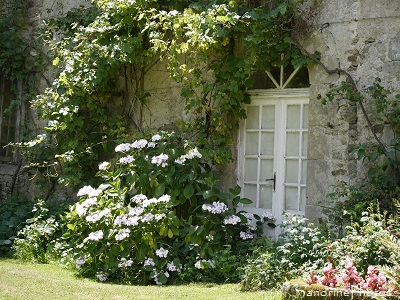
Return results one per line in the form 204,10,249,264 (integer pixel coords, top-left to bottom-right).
10,0,314,189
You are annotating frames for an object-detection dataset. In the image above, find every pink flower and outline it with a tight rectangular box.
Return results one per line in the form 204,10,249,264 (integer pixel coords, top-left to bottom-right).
341,257,364,288
307,270,319,285
363,266,387,292
319,263,338,288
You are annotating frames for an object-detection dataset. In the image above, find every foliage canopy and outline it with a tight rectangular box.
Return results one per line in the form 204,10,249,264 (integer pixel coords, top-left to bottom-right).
24,0,311,188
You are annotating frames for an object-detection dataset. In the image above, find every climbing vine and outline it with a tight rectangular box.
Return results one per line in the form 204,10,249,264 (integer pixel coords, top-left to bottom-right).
27,0,313,189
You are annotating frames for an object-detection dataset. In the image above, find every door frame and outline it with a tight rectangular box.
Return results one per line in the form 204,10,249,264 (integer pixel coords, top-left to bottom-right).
237,88,310,238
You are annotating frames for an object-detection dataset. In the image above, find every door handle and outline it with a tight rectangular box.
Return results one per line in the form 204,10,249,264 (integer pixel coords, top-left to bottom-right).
265,172,276,192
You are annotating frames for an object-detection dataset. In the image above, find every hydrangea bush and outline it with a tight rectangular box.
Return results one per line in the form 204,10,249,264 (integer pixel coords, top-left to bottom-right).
60,132,261,284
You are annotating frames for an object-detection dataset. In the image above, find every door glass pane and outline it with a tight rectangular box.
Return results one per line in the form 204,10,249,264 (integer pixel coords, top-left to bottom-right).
287,105,300,129
301,160,307,184
286,132,299,156
260,132,274,156
303,104,309,129
261,106,275,129
260,159,273,182
285,186,298,210
300,187,306,211
246,106,259,129
244,158,258,181
243,184,257,207
260,185,273,209
285,159,298,183
302,132,308,156
245,132,259,155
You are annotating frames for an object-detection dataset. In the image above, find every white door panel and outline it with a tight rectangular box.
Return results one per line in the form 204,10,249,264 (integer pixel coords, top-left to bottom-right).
238,91,309,238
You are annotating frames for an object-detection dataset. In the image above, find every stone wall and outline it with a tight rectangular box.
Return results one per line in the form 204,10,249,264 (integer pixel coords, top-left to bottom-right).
1,0,399,219
303,0,400,220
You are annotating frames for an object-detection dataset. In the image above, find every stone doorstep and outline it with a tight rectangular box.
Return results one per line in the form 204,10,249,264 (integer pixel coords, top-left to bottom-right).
282,281,400,300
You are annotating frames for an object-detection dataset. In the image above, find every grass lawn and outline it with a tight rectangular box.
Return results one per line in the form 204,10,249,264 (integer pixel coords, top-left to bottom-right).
0,259,282,300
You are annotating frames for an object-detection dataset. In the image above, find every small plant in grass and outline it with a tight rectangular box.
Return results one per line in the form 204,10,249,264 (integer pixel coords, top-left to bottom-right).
241,215,328,290
0,197,34,256
13,200,61,263
59,131,261,284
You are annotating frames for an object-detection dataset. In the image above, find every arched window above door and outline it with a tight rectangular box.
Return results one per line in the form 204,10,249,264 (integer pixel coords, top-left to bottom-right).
251,59,310,90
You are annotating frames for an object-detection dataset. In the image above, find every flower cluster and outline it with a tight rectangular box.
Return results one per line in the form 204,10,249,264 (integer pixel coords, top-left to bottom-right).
167,262,182,272
86,208,110,223
77,185,102,198
202,201,228,214
194,259,215,269
119,155,134,165
118,259,133,268
155,247,169,258
239,231,254,240
151,153,169,167
84,230,104,243
223,215,241,225
174,148,202,164
364,266,387,292
307,258,387,292
319,263,338,287
98,161,110,170
131,194,171,208
341,256,363,288
115,228,131,241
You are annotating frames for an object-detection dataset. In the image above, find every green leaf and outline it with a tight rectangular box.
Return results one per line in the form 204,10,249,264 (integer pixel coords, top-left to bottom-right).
183,184,194,199
154,183,165,198
238,197,253,205
67,223,75,230
158,272,168,284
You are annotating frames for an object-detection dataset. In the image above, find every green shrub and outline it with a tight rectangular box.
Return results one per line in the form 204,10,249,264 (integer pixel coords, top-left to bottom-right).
241,215,328,290
0,197,34,256
326,206,394,276
13,200,62,263
58,131,263,284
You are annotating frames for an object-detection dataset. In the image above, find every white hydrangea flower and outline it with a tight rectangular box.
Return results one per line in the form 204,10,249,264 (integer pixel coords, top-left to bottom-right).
151,134,162,141
114,215,140,227
118,259,133,268
131,194,148,204
262,211,276,222
141,213,154,222
115,143,131,152
174,148,202,165
143,257,155,266
239,231,254,240
167,262,177,272
75,203,87,217
147,141,157,148
75,256,87,269
119,155,134,165
77,185,101,198
59,106,70,115
151,153,169,167
157,194,171,203
96,271,108,282
115,228,131,241
194,259,215,269
86,208,110,223
223,215,241,225
84,230,104,242
98,161,110,170
155,247,169,258
131,139,148,149
202,201,228,214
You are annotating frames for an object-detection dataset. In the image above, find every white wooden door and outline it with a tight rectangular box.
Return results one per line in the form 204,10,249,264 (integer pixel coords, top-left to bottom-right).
238,90,309,237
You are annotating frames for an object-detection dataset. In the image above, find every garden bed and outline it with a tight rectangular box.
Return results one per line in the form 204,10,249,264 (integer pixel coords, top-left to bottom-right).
282,281,400,300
